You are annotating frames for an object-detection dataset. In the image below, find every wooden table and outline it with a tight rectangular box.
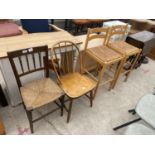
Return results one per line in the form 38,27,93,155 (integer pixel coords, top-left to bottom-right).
0,31,82,106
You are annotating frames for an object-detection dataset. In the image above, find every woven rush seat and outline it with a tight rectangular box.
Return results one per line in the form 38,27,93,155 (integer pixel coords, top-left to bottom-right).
86,45,122,64
60,72,96,98
20,78,64,110
108,41,140,56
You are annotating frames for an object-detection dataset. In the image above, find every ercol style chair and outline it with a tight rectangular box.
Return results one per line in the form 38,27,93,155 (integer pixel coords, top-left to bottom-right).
51,41,97,123
113,94,155,132
8,46,64,133
107,25,141,88
83,27,124,98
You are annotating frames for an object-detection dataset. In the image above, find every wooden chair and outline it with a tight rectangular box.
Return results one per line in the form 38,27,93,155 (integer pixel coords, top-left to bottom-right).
51,41,97,123
7,46,64,133
107,25,141,88
83,27,124,98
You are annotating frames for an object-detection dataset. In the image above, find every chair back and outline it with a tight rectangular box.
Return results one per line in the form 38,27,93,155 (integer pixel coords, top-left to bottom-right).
107,25,128,43
8,46,49,88
84,27,110,51
21,19,50,33
51,41,81,83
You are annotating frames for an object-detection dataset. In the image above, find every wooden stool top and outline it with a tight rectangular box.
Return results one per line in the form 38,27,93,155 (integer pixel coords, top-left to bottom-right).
108,41,141,56
86,45,123,64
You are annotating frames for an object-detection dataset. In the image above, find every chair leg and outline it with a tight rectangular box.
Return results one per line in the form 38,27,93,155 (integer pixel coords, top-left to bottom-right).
67,99,73,123
113,118,141,131
112,58,126,89
90,90,93,107
60,95,65,117
26,110,33,133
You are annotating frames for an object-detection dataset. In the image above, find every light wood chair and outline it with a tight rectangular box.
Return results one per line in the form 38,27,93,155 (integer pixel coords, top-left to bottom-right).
83,27,125,98
107,25,141,88
8,46,64,133
51,41,97,123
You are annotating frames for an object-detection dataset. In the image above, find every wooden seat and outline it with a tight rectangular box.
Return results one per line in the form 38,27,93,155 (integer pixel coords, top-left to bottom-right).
107,25,141,86
60,72,96,98
7,46,64,133
51,41,97,123
108,41,140,56
87,45,122,64
83,27,124,98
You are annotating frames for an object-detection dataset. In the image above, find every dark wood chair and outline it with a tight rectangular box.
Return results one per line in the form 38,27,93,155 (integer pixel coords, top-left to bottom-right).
51,41,97,123
7,45,64,133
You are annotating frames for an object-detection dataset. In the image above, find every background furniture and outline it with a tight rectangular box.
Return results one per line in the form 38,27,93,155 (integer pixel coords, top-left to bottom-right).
71,19,91,35
83,27,124,97
129,19,155,34
51,41,96,123
126,31,155,68
0,30,81,106
0,19,27,38
114,94,155,131
21,19,53,33
107,25,141,86
8,46,64,133
103,20,131,41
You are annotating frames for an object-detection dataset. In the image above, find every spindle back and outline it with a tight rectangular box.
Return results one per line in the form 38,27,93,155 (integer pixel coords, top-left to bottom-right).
7,45,49,87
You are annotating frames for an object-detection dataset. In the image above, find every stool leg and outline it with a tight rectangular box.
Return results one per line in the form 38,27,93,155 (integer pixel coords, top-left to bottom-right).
93,65,106,99
112,58,126,89
124,52,140,82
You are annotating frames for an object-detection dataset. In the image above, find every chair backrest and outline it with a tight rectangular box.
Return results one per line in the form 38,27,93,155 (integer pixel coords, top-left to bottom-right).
84,27,110,51
8,46,49,88
51,41,81,83
21,19,50,33
107,25,128,43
